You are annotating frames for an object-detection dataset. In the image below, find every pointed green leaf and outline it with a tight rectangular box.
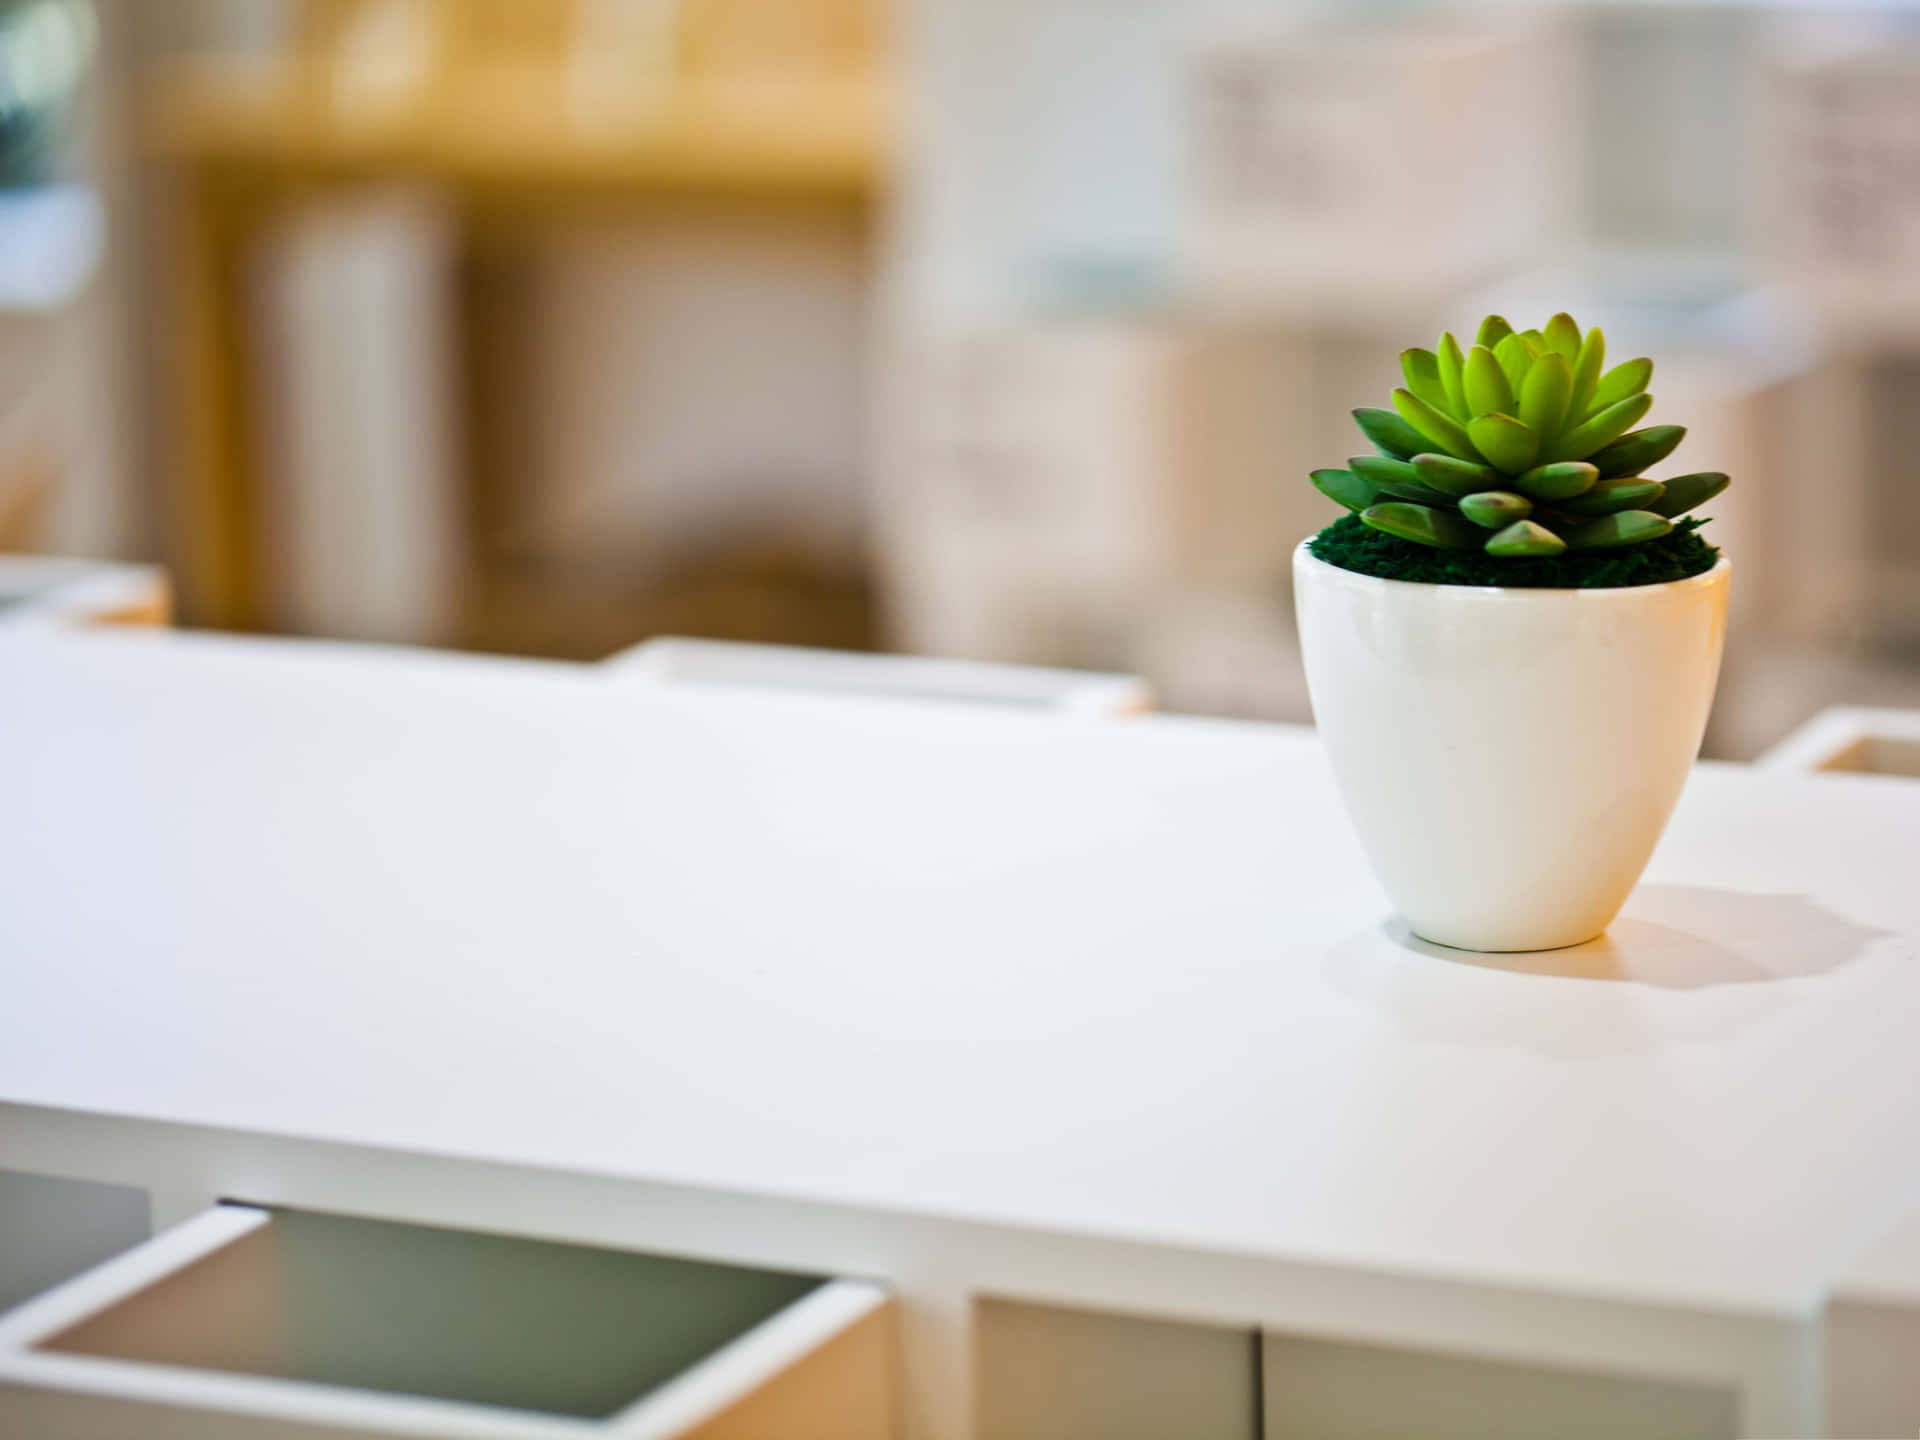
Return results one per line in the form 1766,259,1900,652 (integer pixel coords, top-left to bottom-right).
1401,348,1450,413
1360,502,1481,550
1310,467,1379,512
1558,477,1667,516
1411,451,1499,497
1587,357,1652,418
1518,352,1573,441
1588,424,1686,478
1544,392,1654,462
1543,312,1581,360
1475,314,1514,350
1567,326,1606,423
1649,471,1730,518
1352,406,1428,460
1460,491,1533,528
1436,332,1468,419
1391,388,1481,462
1513,460,1599,501
1561,510,1674,551
1485,519,1567,558
1466,413,1540,474
1463,344,1515,418
1350,455,1455,505
1493,331,1534,396
1350,454,1416,486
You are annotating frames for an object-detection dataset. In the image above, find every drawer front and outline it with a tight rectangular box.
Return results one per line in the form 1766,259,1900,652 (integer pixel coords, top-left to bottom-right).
0,1205,893,1440
978,1297,1257,1440
1261,1330,1736,1440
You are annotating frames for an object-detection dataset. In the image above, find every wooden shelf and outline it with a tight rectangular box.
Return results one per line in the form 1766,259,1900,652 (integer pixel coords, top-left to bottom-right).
141,41,886,633
145,58,885,197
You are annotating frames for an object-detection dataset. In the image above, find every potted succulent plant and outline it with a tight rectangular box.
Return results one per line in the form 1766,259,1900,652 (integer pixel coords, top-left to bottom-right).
1294,313,1731,953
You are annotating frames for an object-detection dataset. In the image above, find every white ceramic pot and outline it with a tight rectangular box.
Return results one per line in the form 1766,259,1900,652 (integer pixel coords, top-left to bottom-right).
1294,544,1730,952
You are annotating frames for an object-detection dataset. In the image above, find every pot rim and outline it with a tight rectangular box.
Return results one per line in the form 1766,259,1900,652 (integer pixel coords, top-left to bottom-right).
1293,541,1730,601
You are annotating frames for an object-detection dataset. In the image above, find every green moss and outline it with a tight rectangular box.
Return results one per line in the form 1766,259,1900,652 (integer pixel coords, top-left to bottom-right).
1309,512,1720,589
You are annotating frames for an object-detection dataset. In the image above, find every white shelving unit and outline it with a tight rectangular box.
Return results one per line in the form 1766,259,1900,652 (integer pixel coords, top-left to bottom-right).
4,626,1920,1437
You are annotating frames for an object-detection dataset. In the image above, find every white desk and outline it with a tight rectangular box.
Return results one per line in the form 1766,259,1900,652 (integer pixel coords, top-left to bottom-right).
4,627,1920,1438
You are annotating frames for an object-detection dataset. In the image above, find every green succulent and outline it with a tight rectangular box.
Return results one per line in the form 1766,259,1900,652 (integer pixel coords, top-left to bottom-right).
1311,313,1730,559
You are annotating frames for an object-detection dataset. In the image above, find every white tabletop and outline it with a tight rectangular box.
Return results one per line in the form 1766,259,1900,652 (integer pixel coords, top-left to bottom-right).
4,628,1919,1323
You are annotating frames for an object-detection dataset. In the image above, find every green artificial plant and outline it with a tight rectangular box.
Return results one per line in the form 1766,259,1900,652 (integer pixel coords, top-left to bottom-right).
1310,313,1729,576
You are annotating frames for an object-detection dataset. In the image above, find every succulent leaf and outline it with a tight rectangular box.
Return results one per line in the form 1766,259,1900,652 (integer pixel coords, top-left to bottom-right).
1352,406,1428,460
1310,468,1378,512
1485,519,1567,558
1466,413,1540,474
1412,452,1499,497
1648,470,1730,518
1350,455,1456,506
1560,510,1674,551
1544,392,1654,462
1460,491,1533,528
1464,345,1515,418
1587,357,1652,417
1513,460,1599,501
1475,314,1513,350
1567,326,1606,422
1392,388,1480,462
1401,348,1450,413
1543,313,1582,360
1518,352,1573,441
1588,424,1686,479
1360,502,1481,550
1558,477,1666,516
1493,332,1533,395
1437,333,1468,419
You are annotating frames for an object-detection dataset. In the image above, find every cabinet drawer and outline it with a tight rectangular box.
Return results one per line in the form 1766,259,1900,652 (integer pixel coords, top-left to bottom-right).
0,1205,893,1440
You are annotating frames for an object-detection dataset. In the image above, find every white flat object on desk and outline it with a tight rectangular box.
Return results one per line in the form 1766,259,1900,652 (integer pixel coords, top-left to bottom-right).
2,627,1918,1437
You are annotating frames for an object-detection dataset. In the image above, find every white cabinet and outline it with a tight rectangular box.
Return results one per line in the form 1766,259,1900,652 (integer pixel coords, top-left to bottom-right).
0,1206,893,1440
1180,14,1570,316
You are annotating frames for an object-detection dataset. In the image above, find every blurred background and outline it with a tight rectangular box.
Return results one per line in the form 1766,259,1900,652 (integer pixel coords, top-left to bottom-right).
7,0,1920,753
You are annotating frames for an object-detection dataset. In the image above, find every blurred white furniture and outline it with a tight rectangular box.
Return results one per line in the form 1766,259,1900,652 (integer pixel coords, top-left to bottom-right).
1756,705,1920,778
5,627,1920,1437
1755,22,1920,654
878,320,1311,722
1759,23,1920,345
604,635,1150,715
1179,12,1571,320
0,556,169,629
